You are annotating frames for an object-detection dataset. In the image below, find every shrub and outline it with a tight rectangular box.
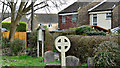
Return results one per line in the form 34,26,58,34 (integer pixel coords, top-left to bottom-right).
86,31,106,36
10,39,25,55
1,37,12,56
75,27,94,35
2,22,27,32
94,41,120,66
94,52,116,66
66,35,119,64
117,29,120,34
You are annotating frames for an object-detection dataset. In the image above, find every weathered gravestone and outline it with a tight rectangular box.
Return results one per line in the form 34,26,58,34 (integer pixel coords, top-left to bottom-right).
87,57,94,68
45,51,54,63
66,56,79,66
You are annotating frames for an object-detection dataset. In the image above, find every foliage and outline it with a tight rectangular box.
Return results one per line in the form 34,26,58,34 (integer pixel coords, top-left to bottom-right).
10,39,25,56
117,29,120,34
94,41,120,66
28,30,54,57
66,35,119,64
1,37,12,56
75,27,94,35
86,31,106,36
2,22,27,32
94,52,116,67
1,37,10,48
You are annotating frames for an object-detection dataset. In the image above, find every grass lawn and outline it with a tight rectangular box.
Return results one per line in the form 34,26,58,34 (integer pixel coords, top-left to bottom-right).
1,55,60,67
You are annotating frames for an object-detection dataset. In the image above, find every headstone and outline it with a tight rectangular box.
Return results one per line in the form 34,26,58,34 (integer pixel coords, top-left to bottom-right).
45,51,54,63
55,36,71,68
66,56,79,66
88,57,94,68
54,52,60,61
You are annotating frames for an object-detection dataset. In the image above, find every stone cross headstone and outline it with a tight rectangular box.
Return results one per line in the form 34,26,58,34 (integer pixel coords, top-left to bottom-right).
66,56,79,66
45,51,54,63
55,36,71,68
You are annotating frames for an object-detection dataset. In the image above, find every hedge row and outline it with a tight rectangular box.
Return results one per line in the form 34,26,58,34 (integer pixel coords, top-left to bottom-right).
2,22,27,32
66,35,119,64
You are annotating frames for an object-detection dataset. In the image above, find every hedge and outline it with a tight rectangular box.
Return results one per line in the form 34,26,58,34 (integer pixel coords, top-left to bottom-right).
2,22,27,32
66,35,119,64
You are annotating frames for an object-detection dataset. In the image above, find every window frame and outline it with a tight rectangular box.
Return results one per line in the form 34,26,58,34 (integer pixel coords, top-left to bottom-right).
92,14,97,25
72,14,77,22
62,16,65,24
106,13,112,19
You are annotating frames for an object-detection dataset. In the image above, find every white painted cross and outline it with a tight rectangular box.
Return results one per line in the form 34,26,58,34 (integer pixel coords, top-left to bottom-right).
55,36,71,68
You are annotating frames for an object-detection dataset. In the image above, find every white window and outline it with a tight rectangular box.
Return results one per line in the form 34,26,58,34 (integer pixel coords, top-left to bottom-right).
72,14,77,21
62,16,65,24
93,14,97,25
106,13,112,19
48,23,52,28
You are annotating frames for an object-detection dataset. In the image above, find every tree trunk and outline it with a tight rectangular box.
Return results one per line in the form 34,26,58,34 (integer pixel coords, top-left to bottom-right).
9,22,17,42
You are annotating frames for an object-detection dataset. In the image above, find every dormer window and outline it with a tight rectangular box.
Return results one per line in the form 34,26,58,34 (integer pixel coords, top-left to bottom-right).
106,13,112,19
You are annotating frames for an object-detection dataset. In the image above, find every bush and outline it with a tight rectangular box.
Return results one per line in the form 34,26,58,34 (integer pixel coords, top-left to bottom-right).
66,35,119,64
94,52,116,66
2,22,27,32
10,39,25,55
117,29,120,34
1,37,12,56
94,41,120,66
86,31,106,36
75,27,94,35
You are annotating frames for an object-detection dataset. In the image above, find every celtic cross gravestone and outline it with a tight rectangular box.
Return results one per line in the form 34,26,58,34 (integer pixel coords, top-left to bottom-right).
55,36,71,68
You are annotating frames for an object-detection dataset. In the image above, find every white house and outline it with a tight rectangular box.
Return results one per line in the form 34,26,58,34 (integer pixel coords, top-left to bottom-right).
88,0,118,30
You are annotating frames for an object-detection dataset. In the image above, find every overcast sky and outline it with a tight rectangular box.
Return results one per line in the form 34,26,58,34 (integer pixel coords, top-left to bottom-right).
0,0,77,13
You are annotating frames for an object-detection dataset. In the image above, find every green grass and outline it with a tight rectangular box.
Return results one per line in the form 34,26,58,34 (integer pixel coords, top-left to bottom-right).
1,55,60,66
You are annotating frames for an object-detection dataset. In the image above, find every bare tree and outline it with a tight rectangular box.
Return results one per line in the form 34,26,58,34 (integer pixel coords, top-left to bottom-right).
0,0,65,42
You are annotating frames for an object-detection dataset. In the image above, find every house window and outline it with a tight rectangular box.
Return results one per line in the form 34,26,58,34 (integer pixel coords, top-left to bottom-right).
93,14,97,25
62,16,65,24
48,23,52,28
106,13,112,19
72,14,77,21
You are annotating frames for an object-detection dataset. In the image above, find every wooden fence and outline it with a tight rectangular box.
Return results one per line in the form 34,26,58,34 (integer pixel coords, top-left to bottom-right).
2,32,27,48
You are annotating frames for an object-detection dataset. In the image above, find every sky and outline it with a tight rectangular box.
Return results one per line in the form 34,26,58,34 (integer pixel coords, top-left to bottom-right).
0,0,77,13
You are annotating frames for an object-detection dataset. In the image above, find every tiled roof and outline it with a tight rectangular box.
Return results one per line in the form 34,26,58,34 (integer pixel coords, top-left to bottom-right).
90,2,119,12
34,14,58,24
59,2,90,14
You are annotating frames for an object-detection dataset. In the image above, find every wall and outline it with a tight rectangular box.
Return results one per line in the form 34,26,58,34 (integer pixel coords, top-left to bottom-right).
89,11,111,30
59,15,77,30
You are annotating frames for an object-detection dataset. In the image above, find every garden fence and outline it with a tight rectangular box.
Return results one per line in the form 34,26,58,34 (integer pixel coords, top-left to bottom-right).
2,32,27,48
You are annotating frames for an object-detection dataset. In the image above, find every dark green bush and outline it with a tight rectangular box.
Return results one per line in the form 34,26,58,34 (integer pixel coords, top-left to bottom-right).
94,41,120,66
66,35,119,64
94,52,116,66
75,27,94,35
117,29,120,34
86,31,106,36
10,39,25,55
2,22,27,32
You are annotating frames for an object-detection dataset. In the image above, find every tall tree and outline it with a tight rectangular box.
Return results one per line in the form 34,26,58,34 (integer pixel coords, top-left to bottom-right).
0,0,65,42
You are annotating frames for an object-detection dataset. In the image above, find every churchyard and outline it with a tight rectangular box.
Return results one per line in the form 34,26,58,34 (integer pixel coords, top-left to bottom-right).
1,26,120,68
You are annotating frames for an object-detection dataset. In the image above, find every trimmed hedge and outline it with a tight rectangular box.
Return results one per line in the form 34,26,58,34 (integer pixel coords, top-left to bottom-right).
66,35,119,64
86,31,106,36
75,27,94,35
2,22,27,32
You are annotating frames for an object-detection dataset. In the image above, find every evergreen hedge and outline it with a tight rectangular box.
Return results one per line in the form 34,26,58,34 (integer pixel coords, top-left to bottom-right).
2,22,27,32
